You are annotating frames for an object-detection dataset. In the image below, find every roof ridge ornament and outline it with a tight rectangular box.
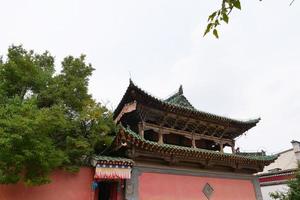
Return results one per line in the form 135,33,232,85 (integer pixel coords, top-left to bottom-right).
178,85,183,95
129,78,133,85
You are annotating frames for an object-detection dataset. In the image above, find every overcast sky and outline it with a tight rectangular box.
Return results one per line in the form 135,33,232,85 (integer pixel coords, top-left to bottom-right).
1,0,299,154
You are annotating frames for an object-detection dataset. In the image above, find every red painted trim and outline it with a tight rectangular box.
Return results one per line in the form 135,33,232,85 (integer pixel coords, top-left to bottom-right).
259,174,294,183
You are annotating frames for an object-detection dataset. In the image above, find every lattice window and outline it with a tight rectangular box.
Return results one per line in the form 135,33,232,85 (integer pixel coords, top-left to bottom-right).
202,183,214,199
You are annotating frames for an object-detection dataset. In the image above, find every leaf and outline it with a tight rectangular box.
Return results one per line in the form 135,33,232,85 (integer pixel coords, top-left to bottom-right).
233,0,241,9
222,13,229,24
203,23,213,36
213,29,219,39
208,11,217,22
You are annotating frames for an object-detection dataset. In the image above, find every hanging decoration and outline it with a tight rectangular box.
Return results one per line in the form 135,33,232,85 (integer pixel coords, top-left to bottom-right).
94,164,132,180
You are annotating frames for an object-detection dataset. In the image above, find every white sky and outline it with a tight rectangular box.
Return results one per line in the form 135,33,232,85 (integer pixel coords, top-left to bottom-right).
1,0,299,155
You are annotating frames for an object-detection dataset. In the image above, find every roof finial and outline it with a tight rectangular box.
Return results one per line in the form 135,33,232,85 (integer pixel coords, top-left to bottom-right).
178,85,183,95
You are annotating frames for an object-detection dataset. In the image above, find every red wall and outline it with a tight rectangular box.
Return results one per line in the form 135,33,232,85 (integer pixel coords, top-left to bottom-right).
0,167,95,200
139,172,257,200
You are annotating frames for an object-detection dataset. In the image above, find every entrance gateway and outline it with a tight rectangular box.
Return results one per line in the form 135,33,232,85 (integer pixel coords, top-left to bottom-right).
93,156,133,200
92,80,278,200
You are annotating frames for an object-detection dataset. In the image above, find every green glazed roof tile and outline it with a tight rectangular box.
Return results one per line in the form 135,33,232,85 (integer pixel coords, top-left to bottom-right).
164,85,195,110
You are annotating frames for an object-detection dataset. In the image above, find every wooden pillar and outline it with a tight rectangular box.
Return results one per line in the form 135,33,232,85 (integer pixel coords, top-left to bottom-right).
138,121,144,138
231,141,235,154
231,146,235,154
192,132,196,148
158,128,164,145
220,141,224,153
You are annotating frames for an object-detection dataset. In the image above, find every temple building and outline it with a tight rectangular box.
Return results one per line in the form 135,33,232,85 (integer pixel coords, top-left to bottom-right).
93,80,278,200
258,140,300,200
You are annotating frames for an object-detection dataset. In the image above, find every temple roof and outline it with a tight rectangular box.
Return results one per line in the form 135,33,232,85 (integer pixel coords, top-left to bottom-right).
114,80,260,131
106,127,278,172
164,85,195,110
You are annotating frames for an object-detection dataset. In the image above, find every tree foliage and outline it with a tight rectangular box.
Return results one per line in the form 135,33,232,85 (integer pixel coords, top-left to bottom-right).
205,0,242,38
205,0,296,38
270,164,300,200
0,45,117,185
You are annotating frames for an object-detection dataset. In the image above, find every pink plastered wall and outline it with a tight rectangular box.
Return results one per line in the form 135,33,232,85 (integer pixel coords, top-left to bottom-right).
0,167,96,200
139,172,257,200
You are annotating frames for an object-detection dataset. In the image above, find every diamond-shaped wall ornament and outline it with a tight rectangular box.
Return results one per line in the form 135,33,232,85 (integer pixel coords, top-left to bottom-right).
202,183,214,199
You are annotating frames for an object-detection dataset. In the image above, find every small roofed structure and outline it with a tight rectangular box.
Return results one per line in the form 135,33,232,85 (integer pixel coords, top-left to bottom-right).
93,156,134,180
95,80,277,200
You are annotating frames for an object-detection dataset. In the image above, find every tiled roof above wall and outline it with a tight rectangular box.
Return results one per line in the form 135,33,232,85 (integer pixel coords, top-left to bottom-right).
118,127,278,165
92,155,134,166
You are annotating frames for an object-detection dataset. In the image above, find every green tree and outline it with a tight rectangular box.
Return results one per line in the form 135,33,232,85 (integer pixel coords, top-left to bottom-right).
270,164,300,200
0,45,116,185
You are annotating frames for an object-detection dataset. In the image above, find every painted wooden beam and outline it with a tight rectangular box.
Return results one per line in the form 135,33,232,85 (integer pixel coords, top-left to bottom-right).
114,101,137,123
